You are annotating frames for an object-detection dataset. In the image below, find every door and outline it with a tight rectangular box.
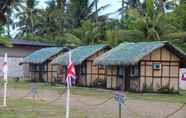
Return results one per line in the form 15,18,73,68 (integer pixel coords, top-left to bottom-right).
125,66,130,91
117,66,125,90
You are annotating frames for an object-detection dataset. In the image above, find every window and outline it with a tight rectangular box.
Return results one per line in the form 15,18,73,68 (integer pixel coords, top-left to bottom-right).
80,65,86,74
118,66,124,79
130,65,138,77
152,63,161,70
98,65,105,70
118,66,124,76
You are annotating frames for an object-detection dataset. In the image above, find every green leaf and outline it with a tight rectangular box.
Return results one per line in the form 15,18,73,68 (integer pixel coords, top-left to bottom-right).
0,37,12,48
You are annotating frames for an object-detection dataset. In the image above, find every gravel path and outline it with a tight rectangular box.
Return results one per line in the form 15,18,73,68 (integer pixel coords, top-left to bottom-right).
0,88,186,118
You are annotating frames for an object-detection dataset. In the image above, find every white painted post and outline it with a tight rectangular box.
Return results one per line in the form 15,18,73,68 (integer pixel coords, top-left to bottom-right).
3,53,8,107
65,79,70,118
65,51,71,118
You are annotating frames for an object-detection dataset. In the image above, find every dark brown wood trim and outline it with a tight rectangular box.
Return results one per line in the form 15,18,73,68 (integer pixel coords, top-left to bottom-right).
51,64,53,83
138,62,141,91
105,66,108,88
141,75,178,78
85,63,88,86
144,61,146,89
141,64,179,67
111,66,113,88
141,60,180,63
169,53,172,89
47,63,48,82
160,48,163,88
91,61,93,86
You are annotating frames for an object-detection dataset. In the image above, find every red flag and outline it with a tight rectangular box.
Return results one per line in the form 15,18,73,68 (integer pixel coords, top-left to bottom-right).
66,51,76,86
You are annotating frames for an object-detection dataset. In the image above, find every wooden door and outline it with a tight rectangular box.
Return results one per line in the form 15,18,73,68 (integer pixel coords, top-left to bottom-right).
125,66,130,91
117,66,125,90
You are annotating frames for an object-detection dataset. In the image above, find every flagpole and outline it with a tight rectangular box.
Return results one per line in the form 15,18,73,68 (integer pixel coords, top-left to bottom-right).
3,53,8,107
66,78,70,118
65,51,71,118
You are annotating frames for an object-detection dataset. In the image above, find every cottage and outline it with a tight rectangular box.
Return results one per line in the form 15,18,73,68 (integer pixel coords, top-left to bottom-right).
94,41,186,92
21,47,68,83
52,44,111,87
0,39,49,78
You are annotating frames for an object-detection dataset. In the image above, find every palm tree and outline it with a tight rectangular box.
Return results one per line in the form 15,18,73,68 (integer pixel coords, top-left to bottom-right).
0,0,13,25
16,0,39,35
119,0,144,19
0,0,21,25
106,0,184,45
66,0,109,28
0,0,22,47
94,0,98,18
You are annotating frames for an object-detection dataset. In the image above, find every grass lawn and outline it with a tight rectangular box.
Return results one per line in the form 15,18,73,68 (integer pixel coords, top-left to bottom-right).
0,97,110,118
0,79,185,118
127,91,186,104
8,79,113,98
7,79,186,104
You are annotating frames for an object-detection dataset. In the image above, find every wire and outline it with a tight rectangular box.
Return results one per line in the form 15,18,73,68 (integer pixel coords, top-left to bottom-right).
164,103,186,118
45,88,66,105
75,96,113,108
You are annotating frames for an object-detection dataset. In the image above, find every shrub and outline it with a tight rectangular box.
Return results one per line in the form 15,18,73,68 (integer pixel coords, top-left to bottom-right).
92,79,106,88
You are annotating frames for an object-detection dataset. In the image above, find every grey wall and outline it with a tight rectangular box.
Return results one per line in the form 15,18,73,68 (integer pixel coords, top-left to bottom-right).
0,46,42,57
0,46,44,78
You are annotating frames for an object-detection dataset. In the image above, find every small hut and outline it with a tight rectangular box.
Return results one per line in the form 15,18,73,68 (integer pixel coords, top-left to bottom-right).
21,47,69,83
52,44,111,87
95,41,186,92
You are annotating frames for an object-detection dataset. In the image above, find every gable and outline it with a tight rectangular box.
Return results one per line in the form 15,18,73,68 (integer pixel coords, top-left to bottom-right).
87,48,110,61
142,47,180,61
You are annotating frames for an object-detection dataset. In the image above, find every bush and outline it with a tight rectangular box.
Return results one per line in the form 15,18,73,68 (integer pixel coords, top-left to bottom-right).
14,77,20,82
158,85,179,94
92,79,106,88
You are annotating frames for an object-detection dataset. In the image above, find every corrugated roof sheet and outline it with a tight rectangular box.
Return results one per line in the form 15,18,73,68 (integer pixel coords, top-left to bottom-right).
94,41,186,65
10,39,50,47
22,47,68,64
52,44,109,65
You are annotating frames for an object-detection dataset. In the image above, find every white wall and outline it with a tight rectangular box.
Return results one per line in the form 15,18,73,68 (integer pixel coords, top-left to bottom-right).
0,46,44,78
0,57,28,78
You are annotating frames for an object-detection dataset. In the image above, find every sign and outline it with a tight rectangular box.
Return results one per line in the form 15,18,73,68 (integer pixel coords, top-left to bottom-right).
113,91,125,118
179,68,186,90
31,83,39,99
181,73,186,81
113,91,125,104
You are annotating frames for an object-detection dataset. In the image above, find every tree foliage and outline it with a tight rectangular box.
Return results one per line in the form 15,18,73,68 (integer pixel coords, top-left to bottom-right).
1,0,186,50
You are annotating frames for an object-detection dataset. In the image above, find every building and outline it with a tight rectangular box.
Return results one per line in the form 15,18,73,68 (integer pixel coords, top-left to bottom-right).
0,39,50,78
21,47,69,83
95,41,186,92
52,44,111,87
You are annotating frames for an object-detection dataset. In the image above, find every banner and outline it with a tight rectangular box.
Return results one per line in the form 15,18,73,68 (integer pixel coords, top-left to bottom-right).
179,68,186,90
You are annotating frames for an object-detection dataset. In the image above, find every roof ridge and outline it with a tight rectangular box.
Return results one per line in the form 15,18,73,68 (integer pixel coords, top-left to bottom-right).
121,41,168,44
52,44,109,65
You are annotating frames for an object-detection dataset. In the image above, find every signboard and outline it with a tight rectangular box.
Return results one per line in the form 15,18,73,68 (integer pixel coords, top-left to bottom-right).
179,68,186,90
113,91,125,118
113,91,125,104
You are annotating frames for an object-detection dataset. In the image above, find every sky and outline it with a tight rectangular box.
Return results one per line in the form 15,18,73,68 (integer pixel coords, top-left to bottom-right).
38,0,122,18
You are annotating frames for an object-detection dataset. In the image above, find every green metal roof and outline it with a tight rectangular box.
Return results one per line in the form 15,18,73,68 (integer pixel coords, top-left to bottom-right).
22,47,68,64
94,41,186,65
52,44,109,65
